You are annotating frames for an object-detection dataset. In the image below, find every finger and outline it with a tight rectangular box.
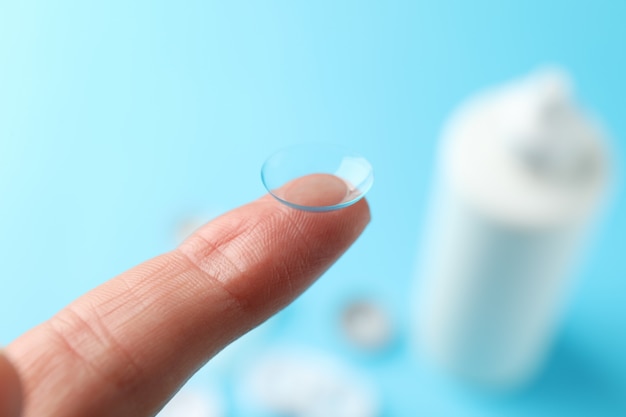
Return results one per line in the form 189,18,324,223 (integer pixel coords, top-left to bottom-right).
0,351,22,417
7,177,370,417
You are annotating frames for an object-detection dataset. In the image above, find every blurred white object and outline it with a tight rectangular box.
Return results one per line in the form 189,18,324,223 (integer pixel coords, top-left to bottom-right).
173,208,224,244
157,387,224,417
341,300,394,351
174,215,208,243
245,350,379,417
416,68,610,388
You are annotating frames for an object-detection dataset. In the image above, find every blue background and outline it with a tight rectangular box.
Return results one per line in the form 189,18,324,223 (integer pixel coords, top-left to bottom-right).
1,1,625,415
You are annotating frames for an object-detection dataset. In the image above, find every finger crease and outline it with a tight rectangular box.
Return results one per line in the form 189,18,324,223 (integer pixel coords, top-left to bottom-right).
46,305,143,393
174,246,249,316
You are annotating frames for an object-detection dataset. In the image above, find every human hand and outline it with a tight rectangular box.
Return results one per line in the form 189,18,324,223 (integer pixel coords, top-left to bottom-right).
0,185,370,417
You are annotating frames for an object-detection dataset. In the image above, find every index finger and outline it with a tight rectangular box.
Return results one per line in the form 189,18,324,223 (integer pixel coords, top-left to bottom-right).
7,186,370,417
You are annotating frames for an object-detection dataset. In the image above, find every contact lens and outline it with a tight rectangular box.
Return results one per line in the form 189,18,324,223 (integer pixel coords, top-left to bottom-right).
261,144,374,212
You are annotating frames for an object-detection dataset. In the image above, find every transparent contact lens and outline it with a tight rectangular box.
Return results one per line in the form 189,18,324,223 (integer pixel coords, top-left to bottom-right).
261,144,374,212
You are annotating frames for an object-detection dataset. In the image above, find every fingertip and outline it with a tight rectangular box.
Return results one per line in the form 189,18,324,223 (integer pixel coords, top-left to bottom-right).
352,196,371,225
281,173,348,207
287,194,371,241
179,187,371,322
268,173,372,218
0,350,22,417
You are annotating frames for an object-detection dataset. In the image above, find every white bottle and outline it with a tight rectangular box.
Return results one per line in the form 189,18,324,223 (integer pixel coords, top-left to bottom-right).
415,69,611,388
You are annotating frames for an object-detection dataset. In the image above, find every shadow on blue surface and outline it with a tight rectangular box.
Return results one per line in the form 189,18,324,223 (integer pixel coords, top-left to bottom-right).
418,332,626,416
517,336,626,416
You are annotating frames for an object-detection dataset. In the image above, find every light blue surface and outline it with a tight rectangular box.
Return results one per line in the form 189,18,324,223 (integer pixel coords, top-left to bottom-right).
1,1,625,415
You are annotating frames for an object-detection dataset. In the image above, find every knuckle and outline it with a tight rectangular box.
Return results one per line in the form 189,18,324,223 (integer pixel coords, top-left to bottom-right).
46,304,143,393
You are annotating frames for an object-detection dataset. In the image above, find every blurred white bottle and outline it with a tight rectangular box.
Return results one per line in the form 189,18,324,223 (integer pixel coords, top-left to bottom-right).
416,69,611,388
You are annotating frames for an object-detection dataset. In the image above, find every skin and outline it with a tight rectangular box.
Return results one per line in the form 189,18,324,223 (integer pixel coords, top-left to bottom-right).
0,176,370,417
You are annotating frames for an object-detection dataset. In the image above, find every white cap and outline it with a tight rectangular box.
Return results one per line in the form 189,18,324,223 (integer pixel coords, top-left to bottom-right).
441,68,609,228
